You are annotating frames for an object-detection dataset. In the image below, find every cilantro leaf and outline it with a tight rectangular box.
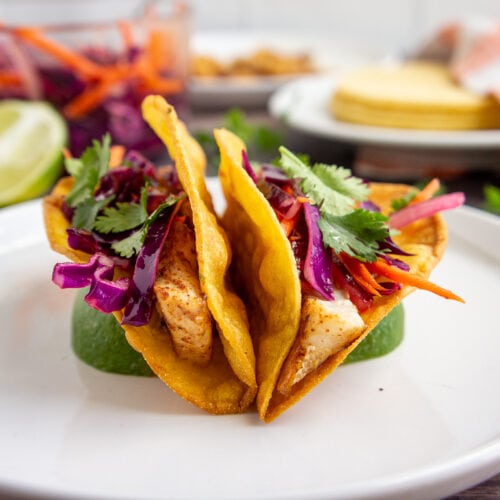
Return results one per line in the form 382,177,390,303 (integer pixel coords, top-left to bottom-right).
65,134,111,207
277,147,389,261
311,163,368,202
148,193,186,222
319,209,390,261
72,196,113,230
94,202,148,233
109,193,185,258
278,147,368,215
65,164,100,207
111,228,146,258
64,157,84,177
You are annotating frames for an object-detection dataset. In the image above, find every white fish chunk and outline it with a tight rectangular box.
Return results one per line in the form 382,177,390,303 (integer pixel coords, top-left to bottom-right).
154,221,213,365
277,289,365,394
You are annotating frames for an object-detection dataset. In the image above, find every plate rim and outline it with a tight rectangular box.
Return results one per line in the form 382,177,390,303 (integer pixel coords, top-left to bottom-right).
1,194,500,500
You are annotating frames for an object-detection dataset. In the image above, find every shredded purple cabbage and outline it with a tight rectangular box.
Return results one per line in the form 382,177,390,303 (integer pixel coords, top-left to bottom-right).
52,253,130,313
360,200,381,212
261,164,289,184
241,150,258,184
261,181,302,220
66,227,100,254
122,207,177,326
302,203,334,300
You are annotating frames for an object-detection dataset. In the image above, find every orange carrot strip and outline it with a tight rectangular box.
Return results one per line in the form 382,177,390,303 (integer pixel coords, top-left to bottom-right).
0,71,21,85
140,73,184,94
13,27,102,80
63,78,117,119
280,212,300,238
411,178,440,205
62,147,72,159
339,254,383,296
109,145,126,168
367,258,465,303
296,196,312,204
146,29,173,72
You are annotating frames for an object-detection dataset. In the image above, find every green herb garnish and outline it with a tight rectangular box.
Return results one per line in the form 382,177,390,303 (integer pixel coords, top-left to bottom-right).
483,184,500,214
63,134,184,259
195,108,283,172
278,147,390,261
108,194,184,258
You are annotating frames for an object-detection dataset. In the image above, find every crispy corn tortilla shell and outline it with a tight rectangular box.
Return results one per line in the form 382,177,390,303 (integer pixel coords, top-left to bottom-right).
142,96,256,392
43,100,256,414
215,129,447,422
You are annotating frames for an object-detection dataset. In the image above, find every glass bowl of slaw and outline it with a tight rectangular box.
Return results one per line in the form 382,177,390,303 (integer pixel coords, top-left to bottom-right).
0,0,190,160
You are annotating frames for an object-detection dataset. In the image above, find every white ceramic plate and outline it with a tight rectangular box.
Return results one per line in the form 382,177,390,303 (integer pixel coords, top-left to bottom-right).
189,32,377,108
1,181,500,500
269,75,500,149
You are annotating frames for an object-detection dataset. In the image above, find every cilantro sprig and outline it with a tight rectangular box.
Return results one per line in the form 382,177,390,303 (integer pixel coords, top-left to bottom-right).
63,134,184,259
102,192,184,259
65,134,113,231
65,134,111,208
278,147,390,262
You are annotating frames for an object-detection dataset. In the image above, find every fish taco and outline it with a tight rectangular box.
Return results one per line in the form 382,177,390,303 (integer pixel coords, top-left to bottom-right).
215,128,464,422
43,97,256,414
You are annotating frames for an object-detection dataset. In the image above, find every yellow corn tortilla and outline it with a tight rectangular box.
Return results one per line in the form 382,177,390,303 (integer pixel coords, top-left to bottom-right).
43,98,256,415
215,128,448,422
331,62,500,130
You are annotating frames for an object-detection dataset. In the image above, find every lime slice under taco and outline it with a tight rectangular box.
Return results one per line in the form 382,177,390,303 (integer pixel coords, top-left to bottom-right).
215,128,465,422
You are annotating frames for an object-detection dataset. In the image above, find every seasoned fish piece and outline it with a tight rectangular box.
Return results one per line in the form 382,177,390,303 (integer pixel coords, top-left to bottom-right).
154,220,213,365
277,290,365,394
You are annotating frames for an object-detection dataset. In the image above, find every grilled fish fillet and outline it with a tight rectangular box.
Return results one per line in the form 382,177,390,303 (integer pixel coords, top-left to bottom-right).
154,220,213,365
277,290,365,394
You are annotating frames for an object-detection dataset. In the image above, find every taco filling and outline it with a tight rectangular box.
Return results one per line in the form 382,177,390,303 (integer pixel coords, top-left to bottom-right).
44,98,256,415
215,129,464,422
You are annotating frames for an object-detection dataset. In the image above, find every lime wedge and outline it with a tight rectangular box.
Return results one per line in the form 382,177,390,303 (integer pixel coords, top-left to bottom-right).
344,303,405,364
0,99,67,206
71,289,155,377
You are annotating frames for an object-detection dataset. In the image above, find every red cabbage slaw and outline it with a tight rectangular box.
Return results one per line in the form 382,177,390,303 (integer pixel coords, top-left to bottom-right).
52,146,184,326
0,22,186,158
243,154,465,311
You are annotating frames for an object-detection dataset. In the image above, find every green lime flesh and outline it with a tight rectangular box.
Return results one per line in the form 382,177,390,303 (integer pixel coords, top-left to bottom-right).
0,99,67,206
71,289,154,376
344,303,405,364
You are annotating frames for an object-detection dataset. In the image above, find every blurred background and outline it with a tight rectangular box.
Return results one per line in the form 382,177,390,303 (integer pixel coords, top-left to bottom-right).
1,0,500,210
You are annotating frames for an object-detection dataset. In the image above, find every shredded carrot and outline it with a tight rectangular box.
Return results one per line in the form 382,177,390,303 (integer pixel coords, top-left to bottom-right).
13,27,101,80
139,72,184,94
0,71,21,86
339,253,384,296
366,258,465,303
280,212,300,238
62,147,72,159
146,29,171,72
411,178,441,204
296,196,312,204
62,63,134,118
10,24,184,120
63,78,118,119
109,145,126,168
